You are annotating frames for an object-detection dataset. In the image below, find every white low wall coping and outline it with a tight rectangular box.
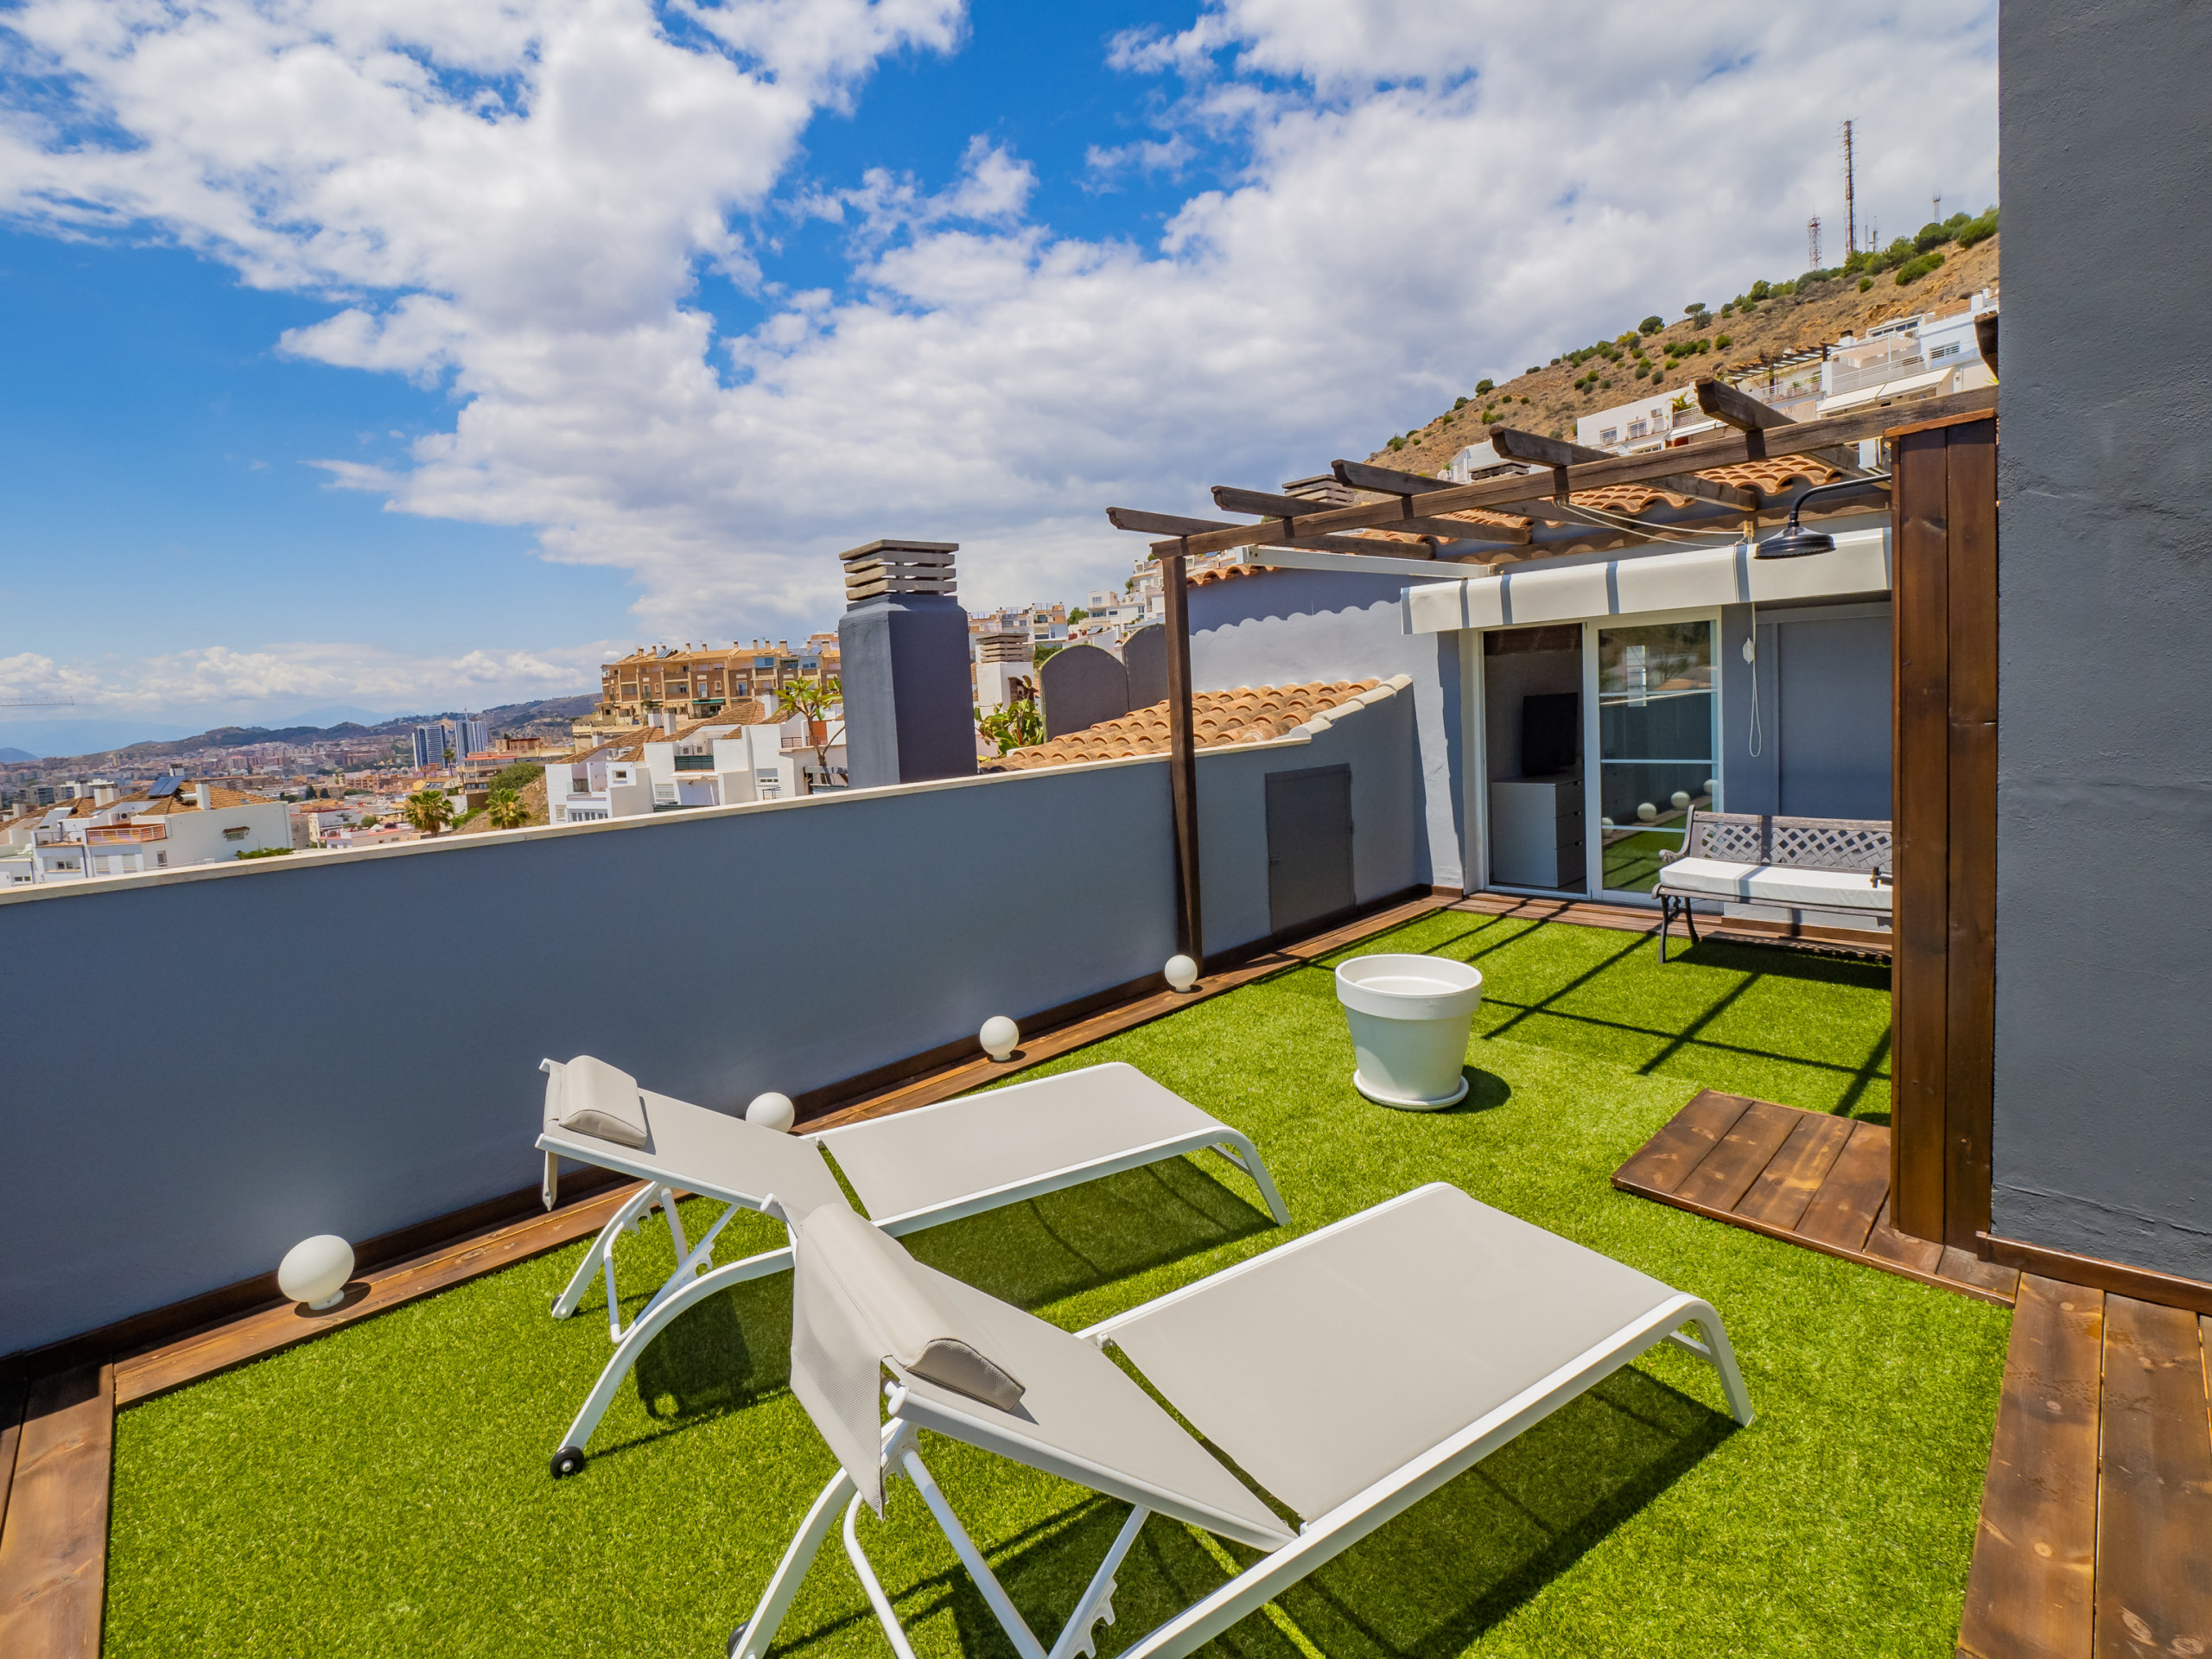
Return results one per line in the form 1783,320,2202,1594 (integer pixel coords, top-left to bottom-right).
1400,527,1891,634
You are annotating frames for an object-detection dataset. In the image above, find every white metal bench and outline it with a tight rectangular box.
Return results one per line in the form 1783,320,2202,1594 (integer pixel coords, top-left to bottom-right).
1653,809,1891,961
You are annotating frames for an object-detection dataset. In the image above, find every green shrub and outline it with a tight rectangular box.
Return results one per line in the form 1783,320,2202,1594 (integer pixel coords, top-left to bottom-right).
1955,208,1999,248
236,846,293,860
1842,248,1868,274
1859,276,1874,292
1893,250,1946,286
1526,365,1540,375
1945,211,1971,229
1475,378,1495,394
487,760,543,794
1633,363,1649,378
1748,279,1770,301
1387,435,1406,451
1914,220,1951,252
1639,315,1663,334
1714,334,1732,349
1452,396,1469,410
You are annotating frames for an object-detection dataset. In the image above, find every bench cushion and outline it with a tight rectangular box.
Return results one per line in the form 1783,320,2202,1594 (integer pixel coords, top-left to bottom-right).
1657,856,1891,912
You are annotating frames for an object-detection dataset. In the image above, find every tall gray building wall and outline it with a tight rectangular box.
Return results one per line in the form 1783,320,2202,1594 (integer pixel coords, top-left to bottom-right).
1993,0,2212,1279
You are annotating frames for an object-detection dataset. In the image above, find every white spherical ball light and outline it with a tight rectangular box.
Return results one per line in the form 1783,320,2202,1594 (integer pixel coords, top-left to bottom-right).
1164,954,1199,993
1670,790,1692,810
279,1234,354,1311
746,1091,796,1134
1637,802,1658,823
1704,778,1720,799
1599,816,1615,829
980,1016,1020,1061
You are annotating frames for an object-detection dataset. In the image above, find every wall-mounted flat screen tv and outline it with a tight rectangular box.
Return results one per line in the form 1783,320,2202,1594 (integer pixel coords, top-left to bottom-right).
1522,692,1580,776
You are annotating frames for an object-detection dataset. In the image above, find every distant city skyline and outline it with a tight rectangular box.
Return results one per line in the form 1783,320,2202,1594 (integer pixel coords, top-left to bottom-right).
1,1,1998,740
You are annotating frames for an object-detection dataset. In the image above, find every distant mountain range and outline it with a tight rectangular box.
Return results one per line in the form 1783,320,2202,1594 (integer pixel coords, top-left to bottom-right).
0,747,37,765
10,694,597,768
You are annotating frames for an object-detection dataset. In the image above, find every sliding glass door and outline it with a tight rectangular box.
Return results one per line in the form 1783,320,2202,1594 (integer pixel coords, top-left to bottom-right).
1591,620,1718,895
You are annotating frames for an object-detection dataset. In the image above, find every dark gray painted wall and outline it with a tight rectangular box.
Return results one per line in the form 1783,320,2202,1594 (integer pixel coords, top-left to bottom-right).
1189,568,1462,889
839,594,978,786
1993,0,2212,1280
1778,614,1891,820
0,705,1421,1351
1718,601,1891,819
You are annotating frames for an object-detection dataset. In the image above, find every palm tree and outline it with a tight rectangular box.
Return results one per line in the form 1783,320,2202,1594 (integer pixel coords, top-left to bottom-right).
775,675,845,787
403,787,455,837
485,787,529,830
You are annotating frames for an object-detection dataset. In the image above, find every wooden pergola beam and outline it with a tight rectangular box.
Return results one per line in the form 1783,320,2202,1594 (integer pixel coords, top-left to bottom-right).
1116,385,1993,558
1105,506,1427,559
1210,486,1532,547
1483,427,1760,512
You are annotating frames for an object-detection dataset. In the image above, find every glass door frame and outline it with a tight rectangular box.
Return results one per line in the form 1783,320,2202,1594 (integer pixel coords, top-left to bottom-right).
1580,607,1724,903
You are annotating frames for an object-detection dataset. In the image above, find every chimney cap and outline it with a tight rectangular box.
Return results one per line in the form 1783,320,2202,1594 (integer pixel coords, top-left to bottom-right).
838,539,958,564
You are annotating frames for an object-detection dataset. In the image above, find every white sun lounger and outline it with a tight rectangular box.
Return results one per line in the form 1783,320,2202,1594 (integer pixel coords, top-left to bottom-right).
733,1181,1752,1659
533,1055,1291,1476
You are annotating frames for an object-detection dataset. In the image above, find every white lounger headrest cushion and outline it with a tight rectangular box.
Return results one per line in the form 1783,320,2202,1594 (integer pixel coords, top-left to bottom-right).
789,1203,1026,1513
552,1055,650,1150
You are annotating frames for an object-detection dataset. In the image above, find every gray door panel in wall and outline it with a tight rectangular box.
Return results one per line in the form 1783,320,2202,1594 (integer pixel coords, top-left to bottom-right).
1267,765,1356,936
1779,615,1893,819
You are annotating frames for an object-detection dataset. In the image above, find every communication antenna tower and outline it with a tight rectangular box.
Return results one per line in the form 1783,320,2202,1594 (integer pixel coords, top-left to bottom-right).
1841,120,1857,254
1807,217,1822,268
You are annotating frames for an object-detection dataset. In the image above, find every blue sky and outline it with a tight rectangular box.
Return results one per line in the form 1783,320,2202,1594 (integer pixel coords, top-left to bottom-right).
0,0,1997,751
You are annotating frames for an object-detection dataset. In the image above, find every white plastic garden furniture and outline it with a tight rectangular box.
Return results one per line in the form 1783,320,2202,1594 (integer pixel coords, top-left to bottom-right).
534,1054,1290,1476
1335,953,1484,1108
729,1180,1752,1659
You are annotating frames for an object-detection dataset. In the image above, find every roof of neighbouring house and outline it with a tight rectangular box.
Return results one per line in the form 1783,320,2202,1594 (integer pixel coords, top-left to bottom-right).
978,680,1384,772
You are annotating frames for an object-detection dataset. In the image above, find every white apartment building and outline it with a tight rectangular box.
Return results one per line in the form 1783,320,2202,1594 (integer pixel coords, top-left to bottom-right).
1575,290,1999,456
3,782,291,881
547,713,842,823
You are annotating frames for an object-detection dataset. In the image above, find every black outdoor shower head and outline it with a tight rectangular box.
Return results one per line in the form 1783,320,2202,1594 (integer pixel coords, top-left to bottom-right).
1754,473,1893,558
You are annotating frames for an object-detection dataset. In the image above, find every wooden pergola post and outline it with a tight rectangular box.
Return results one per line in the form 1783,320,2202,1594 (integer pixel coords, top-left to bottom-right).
1889,410,1999,1248
1161,544,1205,965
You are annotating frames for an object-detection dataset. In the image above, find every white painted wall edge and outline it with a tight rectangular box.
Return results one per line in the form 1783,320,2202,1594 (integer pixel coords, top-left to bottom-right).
0,676,1416,910
1399,527,1893,633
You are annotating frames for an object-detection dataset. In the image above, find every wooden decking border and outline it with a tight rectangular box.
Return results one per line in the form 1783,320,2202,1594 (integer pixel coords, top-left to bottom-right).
1612,1089,2018,1306
1958,1274,2212,1658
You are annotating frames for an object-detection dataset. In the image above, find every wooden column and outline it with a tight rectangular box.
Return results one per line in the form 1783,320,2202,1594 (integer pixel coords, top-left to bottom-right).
1160,546,1205,964
1889,410,1999,1247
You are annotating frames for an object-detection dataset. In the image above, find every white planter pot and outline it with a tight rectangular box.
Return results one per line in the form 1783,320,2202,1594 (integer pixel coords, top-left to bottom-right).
1334,953,1484,1109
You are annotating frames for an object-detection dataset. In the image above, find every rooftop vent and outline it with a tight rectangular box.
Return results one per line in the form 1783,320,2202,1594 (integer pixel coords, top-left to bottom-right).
841,540,958,607
976,631,1033,664
1281,475,1357,507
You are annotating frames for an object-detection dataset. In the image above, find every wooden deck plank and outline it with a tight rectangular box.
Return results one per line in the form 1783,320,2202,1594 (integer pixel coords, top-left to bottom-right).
0,1380,24,1545
1958,1275,2102,1659
113,1179,652,1406
1673,1097,1803,1211
0,1364,112,1659
1937,1245,2021,1300
1734,1110,1856,1229
1864,1197,1948,1275
2095,1295,2212,1658
1794,1119,1893,1253
1611,1090,1755,1198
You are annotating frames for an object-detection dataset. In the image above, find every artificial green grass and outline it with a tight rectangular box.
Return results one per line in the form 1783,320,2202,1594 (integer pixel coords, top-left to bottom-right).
107,914,1995,1658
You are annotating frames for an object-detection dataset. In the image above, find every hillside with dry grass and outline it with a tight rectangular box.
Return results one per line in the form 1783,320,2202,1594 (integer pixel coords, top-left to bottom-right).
1374,224,1999,475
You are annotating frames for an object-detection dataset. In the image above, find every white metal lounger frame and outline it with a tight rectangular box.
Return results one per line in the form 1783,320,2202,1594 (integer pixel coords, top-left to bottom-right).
730,1197,1755,1659
537,1076,1292,1476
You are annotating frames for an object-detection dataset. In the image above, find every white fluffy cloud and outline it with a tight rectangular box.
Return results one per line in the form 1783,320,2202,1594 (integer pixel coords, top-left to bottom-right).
1,0,1998,697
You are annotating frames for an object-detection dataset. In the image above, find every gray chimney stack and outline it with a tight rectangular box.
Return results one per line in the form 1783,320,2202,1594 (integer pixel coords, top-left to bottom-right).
836,540,976,789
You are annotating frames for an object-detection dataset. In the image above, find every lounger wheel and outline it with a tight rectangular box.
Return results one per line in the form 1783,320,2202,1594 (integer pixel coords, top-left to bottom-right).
550,1445,587,1478
726,1622,748,1659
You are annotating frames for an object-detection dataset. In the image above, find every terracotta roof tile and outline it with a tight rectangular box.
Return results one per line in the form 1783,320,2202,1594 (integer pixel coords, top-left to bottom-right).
978,680,1381,773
